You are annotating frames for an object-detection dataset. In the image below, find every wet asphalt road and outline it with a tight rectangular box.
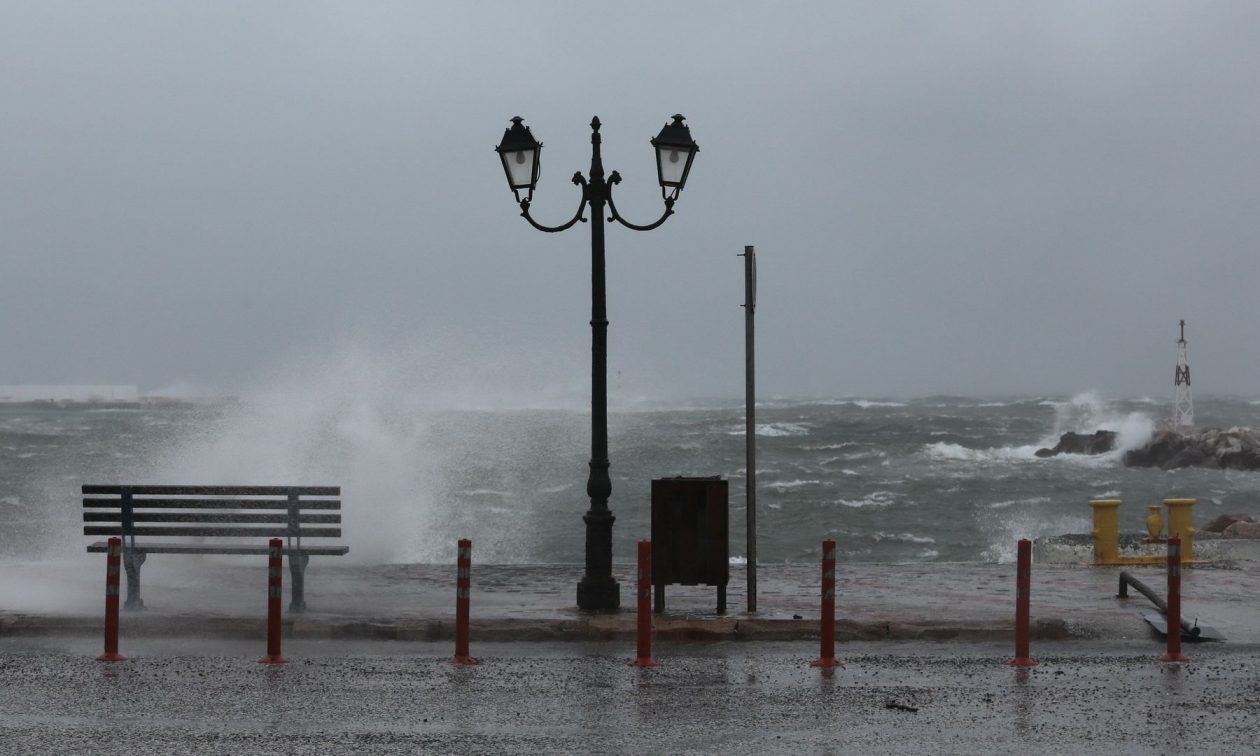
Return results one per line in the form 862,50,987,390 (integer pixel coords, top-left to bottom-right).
1,638,1258,755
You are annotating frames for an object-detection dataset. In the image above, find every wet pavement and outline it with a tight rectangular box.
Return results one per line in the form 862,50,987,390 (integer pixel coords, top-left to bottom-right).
1,638,1258,755
2,557,1260,644
4,558,1260,753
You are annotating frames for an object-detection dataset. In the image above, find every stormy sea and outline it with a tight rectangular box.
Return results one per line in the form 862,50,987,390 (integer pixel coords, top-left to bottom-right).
3,393,1258,565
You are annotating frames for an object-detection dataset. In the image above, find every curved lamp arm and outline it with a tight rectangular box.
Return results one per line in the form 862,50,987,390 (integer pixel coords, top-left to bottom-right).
606,171,675,231
518,173,589,233
520,198,588,233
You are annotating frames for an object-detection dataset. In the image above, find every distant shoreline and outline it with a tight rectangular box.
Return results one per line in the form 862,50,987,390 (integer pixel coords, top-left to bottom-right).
0,398,230,410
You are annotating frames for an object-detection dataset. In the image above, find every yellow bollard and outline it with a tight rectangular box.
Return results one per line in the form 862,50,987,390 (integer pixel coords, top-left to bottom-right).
1164,498,1195,562
1089,499,1121,565
1145,505,1164,542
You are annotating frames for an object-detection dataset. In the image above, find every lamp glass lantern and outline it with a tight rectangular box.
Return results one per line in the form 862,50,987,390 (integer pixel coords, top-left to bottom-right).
496,116,542,202
650,114,699,199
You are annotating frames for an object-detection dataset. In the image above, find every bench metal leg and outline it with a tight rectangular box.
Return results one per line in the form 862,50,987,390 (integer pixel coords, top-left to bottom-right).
653,583,665,614
717,584,727,615
122,549,146,610
288,551,309,613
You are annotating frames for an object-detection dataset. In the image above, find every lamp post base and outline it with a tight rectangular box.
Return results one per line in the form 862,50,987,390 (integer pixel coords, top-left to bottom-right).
577,576,620,611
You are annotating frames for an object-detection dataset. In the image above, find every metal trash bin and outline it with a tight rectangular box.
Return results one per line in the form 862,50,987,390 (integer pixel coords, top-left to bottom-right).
651,476,729,614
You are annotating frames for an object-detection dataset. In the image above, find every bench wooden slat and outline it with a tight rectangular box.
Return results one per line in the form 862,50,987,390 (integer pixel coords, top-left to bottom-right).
83,497,342,510
84,512,341,525
82,485,340,496
84,497,341,510
85,526,343,538
86,541,349,556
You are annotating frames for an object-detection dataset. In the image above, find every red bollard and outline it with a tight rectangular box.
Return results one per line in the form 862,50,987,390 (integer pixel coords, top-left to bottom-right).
97,537,126,662
811,539,842,668
258,538,288,664
1010,538,1038,667
451,538,479,665
1160,537,1187,662
631,539,658,667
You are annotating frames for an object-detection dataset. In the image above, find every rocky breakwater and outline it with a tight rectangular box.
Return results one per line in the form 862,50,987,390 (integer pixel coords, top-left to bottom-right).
1035,427,1260,471
1123,427,1260,470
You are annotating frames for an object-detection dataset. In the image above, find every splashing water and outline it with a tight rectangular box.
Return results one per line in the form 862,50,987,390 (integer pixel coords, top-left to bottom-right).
144,356,438,563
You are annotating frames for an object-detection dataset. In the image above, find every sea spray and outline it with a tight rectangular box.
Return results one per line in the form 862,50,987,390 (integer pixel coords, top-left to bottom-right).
1046,391,1154,451
142,357,439,563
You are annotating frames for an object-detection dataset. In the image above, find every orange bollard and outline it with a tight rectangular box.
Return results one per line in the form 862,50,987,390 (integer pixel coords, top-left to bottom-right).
97,537,126,662
258,538,288,664
451,538,479,665
631,539,657,667
1010,538,1038,667
811,539,842,668
1160,537,1187,662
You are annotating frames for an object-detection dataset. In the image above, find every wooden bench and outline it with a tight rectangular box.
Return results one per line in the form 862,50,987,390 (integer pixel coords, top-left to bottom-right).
83,485,347,613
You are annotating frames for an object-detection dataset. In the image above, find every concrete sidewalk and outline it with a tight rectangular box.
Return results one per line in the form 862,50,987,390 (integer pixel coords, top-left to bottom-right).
3,556,1258,645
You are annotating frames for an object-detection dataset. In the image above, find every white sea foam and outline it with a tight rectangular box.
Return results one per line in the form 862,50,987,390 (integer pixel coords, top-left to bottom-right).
804,442,858,450
751,422,812,437
835,491,898,509
922,442,1042,463
840,469,859,476
872,531,936,544
809,399,906,408
988,496,1052,510
765,479,822,491
843,451,887,461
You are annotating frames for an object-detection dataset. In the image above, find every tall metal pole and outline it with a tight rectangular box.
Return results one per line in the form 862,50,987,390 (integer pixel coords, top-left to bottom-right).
742,245,757,613
576,117,620,611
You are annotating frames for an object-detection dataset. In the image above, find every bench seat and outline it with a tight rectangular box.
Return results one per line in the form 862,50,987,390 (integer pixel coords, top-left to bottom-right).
83,484,346,613
86,541,349,556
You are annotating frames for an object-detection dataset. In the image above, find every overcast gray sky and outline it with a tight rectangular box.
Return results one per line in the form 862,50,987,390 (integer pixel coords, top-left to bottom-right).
2,1,1258,403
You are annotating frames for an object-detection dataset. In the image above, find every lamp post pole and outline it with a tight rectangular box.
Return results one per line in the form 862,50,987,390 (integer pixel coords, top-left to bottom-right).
581,117,617,610
496,115,698,612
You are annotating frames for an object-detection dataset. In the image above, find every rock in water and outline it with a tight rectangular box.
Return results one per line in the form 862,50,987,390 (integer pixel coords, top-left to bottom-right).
1035,430,1118,458
1224,521,1260,538
1202,513,1255,533
1121,430,1186,468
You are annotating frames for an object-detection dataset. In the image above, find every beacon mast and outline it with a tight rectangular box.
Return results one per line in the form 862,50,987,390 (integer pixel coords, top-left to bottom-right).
1173,319,1194,428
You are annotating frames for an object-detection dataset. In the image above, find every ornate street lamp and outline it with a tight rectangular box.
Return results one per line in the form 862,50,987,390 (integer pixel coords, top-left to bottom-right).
650,115,699,201
495,117,541,203
495,114,698,611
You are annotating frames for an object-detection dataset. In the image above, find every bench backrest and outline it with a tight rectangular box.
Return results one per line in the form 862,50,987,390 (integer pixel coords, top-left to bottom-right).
83,485,342,541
